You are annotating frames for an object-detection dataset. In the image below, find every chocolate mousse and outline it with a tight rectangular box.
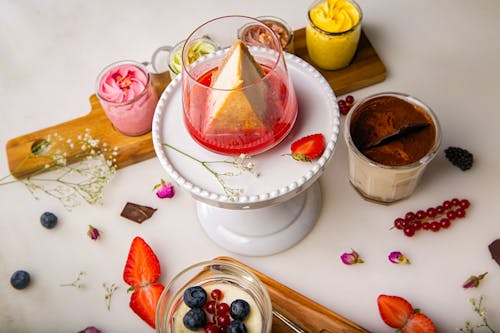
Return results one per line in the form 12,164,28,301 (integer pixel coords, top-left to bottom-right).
350,95,436,166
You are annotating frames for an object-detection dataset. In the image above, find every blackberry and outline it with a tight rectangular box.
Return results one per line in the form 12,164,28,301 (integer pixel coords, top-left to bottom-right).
444,146,473,171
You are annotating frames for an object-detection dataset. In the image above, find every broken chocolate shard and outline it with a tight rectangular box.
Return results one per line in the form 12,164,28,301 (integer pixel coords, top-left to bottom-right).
120,202,157,223
488,239,500,266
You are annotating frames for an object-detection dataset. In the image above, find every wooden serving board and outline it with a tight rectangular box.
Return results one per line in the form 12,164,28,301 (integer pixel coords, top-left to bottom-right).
216,256,370,333
5,29,386,179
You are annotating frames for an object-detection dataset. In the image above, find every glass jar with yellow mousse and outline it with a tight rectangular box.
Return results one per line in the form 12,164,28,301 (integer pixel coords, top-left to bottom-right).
306,0,362,70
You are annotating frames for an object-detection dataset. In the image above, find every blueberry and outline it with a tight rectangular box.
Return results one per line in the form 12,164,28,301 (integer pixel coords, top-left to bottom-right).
230,299,250,320
10,270,31,289
227,320,247,333
40,212,58,229
183,286,207,308
182,308,206,329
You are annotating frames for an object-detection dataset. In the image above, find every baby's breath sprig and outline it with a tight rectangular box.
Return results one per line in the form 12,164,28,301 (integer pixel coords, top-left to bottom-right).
102,282,119,311
459,295,496,333
0,129,118,210
60,271,85,289
163,143,258,199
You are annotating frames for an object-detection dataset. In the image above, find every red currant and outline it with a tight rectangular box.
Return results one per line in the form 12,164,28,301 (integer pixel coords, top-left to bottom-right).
455,208,466,218
211,289,223,301
217,302,229,315
430,221,441,232
422,222,431,230
404,227,415,237
205,324,218,333
405,212,416,221
216,314,231,327
416,210,427,219
459,199,470,209
426,207,437,218
436,205,445,214
338,99,346,107
446,211,457,220
440,218,451,228
206,300,216,314
346,95,355,104
340,105,350,115
443,200,452,209
394,218,405,229
451,198,460,206
412,220,422,230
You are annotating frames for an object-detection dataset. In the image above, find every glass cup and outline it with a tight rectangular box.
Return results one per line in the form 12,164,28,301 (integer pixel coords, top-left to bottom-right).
182,15,298,155
150,38,218,79
238,16,295,53
96,60,158,136
344,92,442,203
155,260,273,333
306,0,362,70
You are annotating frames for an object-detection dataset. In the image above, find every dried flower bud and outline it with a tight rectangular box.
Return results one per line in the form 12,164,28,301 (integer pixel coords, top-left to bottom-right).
388,251,410,264
154,179,175,199
341,249,364,265
463,272,488,289
87,225,100,240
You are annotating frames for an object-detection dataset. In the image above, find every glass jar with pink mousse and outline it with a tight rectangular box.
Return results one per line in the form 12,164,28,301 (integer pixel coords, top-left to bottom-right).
96,60,159,136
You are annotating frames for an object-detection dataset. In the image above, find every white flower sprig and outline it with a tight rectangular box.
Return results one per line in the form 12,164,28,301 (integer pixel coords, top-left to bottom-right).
163,143,258,199
0,129,117,210
60,271,85,289
459,295,496,333
102,282,119,311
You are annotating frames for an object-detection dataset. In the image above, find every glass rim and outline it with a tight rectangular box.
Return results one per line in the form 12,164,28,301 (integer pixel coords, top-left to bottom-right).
307,0,363,36
95,59,151,106
182,15,284,89
343,91,442,170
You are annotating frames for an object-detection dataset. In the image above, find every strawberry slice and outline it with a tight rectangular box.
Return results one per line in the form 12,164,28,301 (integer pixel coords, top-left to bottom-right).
129,282,165,329
377,294,437,333
403,313,437,333
377,294,414,328
290,133,326,162
123,237,165,329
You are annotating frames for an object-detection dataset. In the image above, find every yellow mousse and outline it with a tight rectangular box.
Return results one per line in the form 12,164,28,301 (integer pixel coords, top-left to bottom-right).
306,0,361,70
205,40,268,134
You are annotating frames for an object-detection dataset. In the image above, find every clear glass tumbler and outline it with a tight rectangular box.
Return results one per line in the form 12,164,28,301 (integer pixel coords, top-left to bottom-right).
344,92,442,203
96,60,158,136
181,15,298,155
155,260,272,333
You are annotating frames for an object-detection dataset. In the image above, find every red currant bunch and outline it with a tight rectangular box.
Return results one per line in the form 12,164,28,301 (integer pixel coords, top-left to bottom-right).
338,95,355,115
204,288,231,332
393,198,470,237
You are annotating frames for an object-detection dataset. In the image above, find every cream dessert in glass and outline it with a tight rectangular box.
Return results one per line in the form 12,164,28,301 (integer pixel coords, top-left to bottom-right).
155,260,272,333
344,92,441,203
182,16,297,155
96,60,158,136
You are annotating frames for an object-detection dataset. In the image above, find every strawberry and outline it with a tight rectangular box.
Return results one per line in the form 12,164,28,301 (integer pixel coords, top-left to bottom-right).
289,133,326,162
377,295,436,333
123,237,165,329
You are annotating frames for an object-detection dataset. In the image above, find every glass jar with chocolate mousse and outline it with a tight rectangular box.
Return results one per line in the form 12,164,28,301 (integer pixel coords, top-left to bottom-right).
344,92,442,203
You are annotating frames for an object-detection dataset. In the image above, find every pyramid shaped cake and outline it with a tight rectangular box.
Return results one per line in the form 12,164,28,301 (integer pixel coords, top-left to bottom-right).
205,40,269,133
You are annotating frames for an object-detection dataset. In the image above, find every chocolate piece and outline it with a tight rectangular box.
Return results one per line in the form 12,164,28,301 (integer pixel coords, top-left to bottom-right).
488,239,500,266
120,202,157,223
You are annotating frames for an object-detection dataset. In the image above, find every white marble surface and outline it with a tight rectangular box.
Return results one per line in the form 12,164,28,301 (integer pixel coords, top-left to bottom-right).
1,1,500,332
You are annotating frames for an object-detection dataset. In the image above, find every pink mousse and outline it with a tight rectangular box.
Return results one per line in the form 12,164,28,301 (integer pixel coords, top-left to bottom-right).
97,63,158,136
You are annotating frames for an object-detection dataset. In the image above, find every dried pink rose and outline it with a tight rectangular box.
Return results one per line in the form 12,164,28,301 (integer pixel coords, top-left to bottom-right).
154,179,175,199
462,272,488,289
340,249,364,265
388,251,410,264
87,225,100,240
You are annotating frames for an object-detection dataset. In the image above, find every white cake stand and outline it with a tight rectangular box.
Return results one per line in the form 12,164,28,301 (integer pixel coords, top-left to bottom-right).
152,53,339,256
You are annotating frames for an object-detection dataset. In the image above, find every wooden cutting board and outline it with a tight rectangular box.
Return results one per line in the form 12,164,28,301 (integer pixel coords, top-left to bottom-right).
215,256,370,333
5,29,386,179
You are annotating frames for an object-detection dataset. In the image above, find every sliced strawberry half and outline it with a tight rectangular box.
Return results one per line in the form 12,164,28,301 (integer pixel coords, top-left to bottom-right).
123,237,165,329
377,294,414,328
290,133,326,162
402,313,437,333
129,282,165,329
